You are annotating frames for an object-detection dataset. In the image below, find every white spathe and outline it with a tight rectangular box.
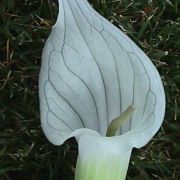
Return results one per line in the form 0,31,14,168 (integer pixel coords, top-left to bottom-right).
39,0,165,179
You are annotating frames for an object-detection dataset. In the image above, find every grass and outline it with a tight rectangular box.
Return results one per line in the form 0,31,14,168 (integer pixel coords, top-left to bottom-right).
0,0,179,179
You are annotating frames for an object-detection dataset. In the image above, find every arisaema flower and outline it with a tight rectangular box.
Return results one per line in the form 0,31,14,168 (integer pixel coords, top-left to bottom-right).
39,0,166,179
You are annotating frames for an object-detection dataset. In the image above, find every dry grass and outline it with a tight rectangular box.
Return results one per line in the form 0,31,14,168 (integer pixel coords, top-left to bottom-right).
0,0,179,179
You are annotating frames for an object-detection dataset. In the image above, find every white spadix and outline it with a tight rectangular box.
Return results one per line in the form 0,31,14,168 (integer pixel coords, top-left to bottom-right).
39,0,165,179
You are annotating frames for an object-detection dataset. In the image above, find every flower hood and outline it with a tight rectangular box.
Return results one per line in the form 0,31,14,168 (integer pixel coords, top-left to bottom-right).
39,0,165,150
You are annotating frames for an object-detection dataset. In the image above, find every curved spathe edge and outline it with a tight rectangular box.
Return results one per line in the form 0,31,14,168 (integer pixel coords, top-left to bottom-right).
41,123,138,148
133,67,166,148
52,0,63,28
41,126,101,146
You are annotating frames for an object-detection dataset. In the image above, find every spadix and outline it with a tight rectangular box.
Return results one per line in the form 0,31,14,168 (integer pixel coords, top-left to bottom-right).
39,0,165,179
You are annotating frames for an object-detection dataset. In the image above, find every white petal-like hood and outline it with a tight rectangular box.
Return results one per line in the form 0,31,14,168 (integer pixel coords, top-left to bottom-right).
39,0,165,147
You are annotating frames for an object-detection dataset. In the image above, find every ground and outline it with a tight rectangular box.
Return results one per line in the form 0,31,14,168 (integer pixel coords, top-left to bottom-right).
0,0,179,179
